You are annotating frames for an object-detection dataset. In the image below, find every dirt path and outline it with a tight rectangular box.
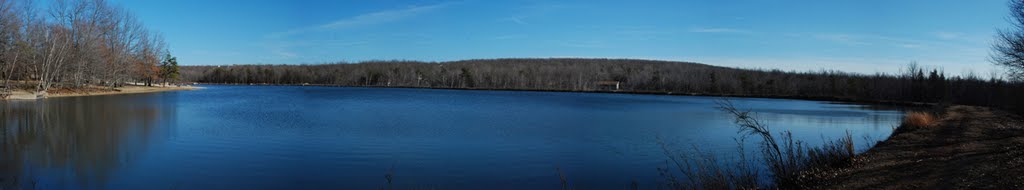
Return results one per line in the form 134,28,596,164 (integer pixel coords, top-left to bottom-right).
813,106,1024,189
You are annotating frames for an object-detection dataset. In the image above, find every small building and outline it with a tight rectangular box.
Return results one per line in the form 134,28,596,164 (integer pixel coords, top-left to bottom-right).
595,81,621,91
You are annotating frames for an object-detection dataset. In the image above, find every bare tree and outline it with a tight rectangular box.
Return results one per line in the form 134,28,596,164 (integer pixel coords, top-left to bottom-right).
0,0,169,98
0,0,24,96
35,24,74,94
992,0,1024,81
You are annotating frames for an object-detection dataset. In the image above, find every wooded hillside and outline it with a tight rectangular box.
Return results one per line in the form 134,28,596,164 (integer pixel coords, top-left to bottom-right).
181,58,1024,112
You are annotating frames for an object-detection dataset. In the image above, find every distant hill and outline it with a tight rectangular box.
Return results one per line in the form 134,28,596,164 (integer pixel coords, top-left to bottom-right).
180,58,1022,112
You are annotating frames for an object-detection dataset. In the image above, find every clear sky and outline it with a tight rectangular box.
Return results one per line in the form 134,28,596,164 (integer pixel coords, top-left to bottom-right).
111,0,1010,75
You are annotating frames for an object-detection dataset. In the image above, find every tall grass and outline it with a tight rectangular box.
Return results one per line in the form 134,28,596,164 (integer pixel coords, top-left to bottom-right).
381,164,395,190
657,100,861,189
902,112,936,128
892,111,938,135
657,138,759,190
556,167,574,190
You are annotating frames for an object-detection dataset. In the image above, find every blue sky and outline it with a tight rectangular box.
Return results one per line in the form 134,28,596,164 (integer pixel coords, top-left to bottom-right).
112,0,1009,75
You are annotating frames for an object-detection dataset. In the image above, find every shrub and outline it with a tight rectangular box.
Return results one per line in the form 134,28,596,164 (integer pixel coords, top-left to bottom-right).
902,112,936,128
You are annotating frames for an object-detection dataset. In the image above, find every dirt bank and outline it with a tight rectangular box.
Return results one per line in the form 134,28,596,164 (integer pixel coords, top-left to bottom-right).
4,85,199,100
811,106,1024,189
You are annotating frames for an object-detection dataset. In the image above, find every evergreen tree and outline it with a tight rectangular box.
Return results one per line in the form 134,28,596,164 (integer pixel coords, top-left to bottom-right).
160,52,180,84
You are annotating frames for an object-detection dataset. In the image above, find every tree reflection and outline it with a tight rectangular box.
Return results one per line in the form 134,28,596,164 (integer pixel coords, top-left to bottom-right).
1,94,175,189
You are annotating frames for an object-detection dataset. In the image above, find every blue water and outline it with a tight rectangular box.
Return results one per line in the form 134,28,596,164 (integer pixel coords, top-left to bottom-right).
0,85,903,189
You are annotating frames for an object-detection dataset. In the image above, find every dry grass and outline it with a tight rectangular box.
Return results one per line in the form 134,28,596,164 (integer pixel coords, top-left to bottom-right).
46,86,117,95
902,112,936,128
650,100,863,189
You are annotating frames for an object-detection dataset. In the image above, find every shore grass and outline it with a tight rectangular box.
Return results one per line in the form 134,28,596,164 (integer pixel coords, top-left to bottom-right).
653,100,862,189
902,111,937,128
891,111,939,135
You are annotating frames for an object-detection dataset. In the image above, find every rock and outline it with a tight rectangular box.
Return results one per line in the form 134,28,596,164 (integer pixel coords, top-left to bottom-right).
34,91,47,99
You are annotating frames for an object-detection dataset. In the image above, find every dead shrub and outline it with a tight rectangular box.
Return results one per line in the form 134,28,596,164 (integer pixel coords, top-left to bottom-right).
902,112,936,128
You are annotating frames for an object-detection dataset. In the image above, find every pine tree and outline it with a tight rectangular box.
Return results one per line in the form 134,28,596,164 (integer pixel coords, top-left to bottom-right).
160,52,180,84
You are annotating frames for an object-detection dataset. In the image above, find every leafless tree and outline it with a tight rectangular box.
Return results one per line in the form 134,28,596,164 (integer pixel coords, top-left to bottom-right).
992,0,1024,81
0,0,24,96
0,0,171,97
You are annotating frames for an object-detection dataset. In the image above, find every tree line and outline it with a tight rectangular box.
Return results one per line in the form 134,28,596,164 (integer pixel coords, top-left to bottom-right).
0,0,179,97
180,58,1024,112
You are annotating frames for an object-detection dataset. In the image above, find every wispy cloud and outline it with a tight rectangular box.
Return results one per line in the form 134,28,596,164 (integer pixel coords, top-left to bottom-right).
545,55,911,74
691,56,910,73
501,17,528,25
689,27,749,34
267,3,448,38
258,3,448,61
692,54,993,77
255,41,305,59
933,31,964,40
320,4,446,30
717,31,996,74
559,40,609,48
189,49,241,57
792,33,934,48
497,2,571,26
494,34,526,40
255,40,367,61
812,34,870,46
897,43,923,48
615,28,673,41
795,32,989,50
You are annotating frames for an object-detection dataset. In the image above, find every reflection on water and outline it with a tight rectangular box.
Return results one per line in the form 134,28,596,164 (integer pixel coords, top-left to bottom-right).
1,94,175,189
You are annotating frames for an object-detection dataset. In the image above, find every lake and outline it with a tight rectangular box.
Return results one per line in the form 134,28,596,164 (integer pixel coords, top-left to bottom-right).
0,85,903,189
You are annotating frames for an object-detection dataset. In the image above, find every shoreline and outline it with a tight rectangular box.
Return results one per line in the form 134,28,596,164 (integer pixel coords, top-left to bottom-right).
197,83,937,108
4,85,201,100
810,105,1024,188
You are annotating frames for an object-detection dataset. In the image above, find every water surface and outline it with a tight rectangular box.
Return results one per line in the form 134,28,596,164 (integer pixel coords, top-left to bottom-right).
1,85,903,189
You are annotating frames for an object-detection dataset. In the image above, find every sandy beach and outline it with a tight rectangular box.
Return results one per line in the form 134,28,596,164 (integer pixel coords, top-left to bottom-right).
4,85,200,100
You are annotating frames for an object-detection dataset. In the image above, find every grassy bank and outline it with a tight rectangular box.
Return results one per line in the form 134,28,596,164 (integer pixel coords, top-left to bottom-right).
661,103,1024,189
664,104,1022,189
806,106,1024,189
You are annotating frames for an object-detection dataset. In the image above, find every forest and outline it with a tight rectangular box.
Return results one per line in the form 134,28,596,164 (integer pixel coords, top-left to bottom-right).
0,0,178,98
181,58,1024,113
